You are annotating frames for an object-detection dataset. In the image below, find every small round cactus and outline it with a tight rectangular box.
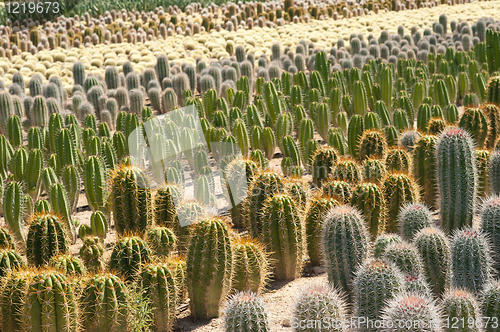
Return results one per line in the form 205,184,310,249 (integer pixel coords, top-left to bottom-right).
48,254,86,276
293,282,348,332
146,226,177,257
109,235,152,282
481,280,500,331
441,288,483,332
398,203,434,241
79,235,105,273
223,291,271,332
383,241,425,276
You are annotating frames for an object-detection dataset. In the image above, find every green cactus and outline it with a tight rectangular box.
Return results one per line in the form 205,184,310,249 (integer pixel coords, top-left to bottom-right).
223,291,271,332
26,212,69,266
48,254,86,276
305,193,338,267
380,293,442,332
382,173,420,233
441,288,483,332
382,241,424,276
327,128,348,156
481,280,500,331
358,130,388,162
141,261,178,332
110,165,153,235
186,217,233,319
293,282,348,332
49,183,77,243
332,157,362,184
350,182,386,240
0,249,25,278
26,148,43,201
311,146,338,187
109,235,152,282
480,196,500,272
475,149,490,198
3,181,26,246
146,226,177,257
451,227,493,293
80,273,129,331
0,226,15,250
348,114,364,158
79,236,104,272
436,128,477,234
373,233,403,258
458,107,489,148
322,205,371,299
413,135,438,209
21,270,78,332
362,159,387,184
487,75,500,104
398,203,433,242
414,227,452,297
232,237,270,294
322,180,352,204
261,194,304,281
353,258,405,322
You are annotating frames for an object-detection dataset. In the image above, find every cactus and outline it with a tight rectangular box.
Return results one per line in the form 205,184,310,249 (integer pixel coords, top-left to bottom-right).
49,183,77,243
347,114,364,158
48,254,86,276
487,76,500,104
358,129,388,162
21,270,78,332
353,258,405,322
146,226,177,257
362,159,387,184
61,165,80,214
0,249,25,277
480,196,500,271
475,149,490,198
451,227,493,293
244,171,284,238
305,193,338,267
109,235,152,282
141,261,178,332
83,155,109,218
322,180,352,204
380,293,442,331
382,241,424,276
398,203,433,242
436,128,477,234
481,280,500,331
332,157,362,184
232,237,270,294
110,165,153,235
26,213,69,266
186,217,233,319
458,107,488,148
382,173,420,233
403,273,433,298
311,146,338,187
441,288,483,332
261,194,304,281
413,135,438,209
0,226,15,250
374,233,403,258
314,103,331,141
223,291,271,332
350,182,386,240
293,282,348,332
322,205,371,299
3,181,26,246
80,273,129,331
489,150,500,195
79,236,104,272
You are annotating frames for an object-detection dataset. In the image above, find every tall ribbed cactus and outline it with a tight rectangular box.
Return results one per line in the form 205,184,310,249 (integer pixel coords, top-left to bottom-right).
231,237,270,294
186,217,233,319
80,273,129,331
322,205,371,300
49,183,77,243
398,203,433,242
348,114,364,158
458,107,488,148
311,146,338,187
436,128,477,234
261,194,304,281
480,196,500,272
79,236,104,272
481,280,500,331
413,135,438,209
350,182,386,240
441,288,483,332
414,227,451,297
3,181,26,246
110,165,153,235
382,173,420,233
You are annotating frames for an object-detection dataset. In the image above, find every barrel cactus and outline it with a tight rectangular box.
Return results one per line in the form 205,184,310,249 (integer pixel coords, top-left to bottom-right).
232,237,270,294
223,291,271,332
109,235,152,282
26,213,69,266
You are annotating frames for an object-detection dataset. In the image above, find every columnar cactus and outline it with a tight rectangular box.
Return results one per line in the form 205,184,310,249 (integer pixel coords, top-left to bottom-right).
261,194,304,281
186,217,233,319
436,128,477,234
350,182,386,240
322,205,371,299
231,237,270,294
293,282,348,332
141,261,178,332
305,193,338,267
398,203,433,241
244,171,284,238
451,227,493,293
413,135,438,209
223,291,271,332
480,196,500,271
380,293,442,332
458,107,488,148
348,114,364,158
311,146,338,187
383,241,424,276
22,270,78,332
487,76,500,104
441,288,483,332
110,165,153,235
322,180,352,204
80,273,129,331
481,280,500,331
414,227,452,297
483,104,500,149
109,235,152,282
332,157,362,184
79,236,105,272
3,181,26,246
358,130,388,162
489,150,500,195
49,183,77,243
353,258,405,323
382,173,420,233
362,159,387,183
0,226,15,250
385,147,412,174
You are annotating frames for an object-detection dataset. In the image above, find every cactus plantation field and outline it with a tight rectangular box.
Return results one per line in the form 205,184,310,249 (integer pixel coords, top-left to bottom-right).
2,0,500,330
